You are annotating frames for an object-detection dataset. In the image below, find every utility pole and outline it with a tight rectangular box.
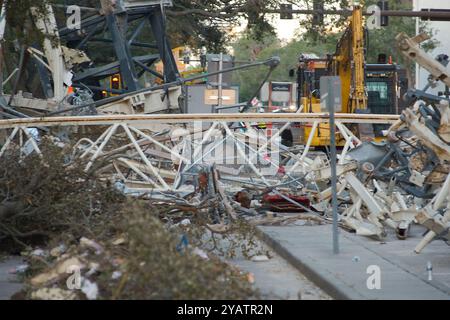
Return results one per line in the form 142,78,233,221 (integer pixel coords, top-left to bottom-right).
329,78,339,255
273,8,450,20
321,76,341,255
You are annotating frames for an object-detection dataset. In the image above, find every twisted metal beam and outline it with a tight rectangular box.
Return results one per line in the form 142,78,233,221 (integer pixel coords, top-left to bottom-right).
0,113,400,129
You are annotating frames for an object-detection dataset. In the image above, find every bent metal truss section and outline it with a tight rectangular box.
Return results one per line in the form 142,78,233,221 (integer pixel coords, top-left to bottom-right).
0,113,400,129
0,113,397,192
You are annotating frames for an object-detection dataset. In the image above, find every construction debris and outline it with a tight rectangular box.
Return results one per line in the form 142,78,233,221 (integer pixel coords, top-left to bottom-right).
0,0,448,300
1,64,448,259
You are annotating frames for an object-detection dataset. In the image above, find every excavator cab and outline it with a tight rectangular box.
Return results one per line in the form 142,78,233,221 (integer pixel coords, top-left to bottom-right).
366,63,400,137
295,54,347,146
296,54,328,112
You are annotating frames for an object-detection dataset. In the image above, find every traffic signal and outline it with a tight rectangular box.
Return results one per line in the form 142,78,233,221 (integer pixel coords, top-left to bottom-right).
378,1,389,26
280,4,293,20
183,48,191,65
200,47,207,70
313,1,324,26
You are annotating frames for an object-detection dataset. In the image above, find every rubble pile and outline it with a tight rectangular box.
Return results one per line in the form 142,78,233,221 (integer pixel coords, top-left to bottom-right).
16,206,256,300
300,98,450,249
0,144,259,300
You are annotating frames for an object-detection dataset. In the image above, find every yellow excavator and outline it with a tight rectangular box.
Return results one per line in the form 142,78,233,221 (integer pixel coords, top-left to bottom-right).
296,4,404,146
331,4,367,114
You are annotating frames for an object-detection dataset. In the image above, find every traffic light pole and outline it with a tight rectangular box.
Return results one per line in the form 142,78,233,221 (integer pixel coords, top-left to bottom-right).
271,9,450,20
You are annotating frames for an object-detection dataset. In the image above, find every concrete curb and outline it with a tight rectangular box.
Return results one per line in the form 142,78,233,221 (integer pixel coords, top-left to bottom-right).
257,228,352,300
256,225,450,300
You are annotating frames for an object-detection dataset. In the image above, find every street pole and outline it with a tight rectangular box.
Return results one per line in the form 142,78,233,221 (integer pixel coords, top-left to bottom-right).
267,9,450,19
328,77,340,254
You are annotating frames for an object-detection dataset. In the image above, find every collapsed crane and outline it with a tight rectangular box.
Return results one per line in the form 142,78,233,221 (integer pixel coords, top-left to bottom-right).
0,0,182,116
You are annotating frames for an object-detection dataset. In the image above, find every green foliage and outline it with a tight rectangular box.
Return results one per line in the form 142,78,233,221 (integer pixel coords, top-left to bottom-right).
231,0,441,96
232,32,339,101
167,0,281,51
363,0,438,85
297,0,350,41
364,0,414,63
0,0,54,45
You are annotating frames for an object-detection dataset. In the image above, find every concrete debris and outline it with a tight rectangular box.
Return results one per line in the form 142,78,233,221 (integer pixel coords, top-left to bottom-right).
250,213,325,226
251,255,270,262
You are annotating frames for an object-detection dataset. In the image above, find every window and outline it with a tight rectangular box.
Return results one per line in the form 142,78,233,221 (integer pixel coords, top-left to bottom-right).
367,82,388,100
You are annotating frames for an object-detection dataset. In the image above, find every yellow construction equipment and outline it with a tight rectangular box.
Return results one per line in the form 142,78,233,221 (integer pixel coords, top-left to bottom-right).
155,46,207,85
330,4,367,113
295,4,404,147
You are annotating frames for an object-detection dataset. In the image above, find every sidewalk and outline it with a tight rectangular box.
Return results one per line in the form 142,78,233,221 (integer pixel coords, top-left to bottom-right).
259,224,450,300
0,256,23,300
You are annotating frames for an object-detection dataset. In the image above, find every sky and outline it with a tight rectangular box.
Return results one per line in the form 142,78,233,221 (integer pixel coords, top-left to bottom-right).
273,18,301,41
235,15,301,43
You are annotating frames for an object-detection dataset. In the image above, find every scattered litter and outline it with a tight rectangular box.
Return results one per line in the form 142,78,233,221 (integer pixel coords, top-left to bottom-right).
111,271,122,280
30,249,46,257
247,273,255,284
81,278,99,300
80,237,103,255
50,244,67,258
180,219,191,226
85,262,100,277
193,248,209,260
112,237,126,246
427,262,433,281
176,234,189,252
9,264,29,274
